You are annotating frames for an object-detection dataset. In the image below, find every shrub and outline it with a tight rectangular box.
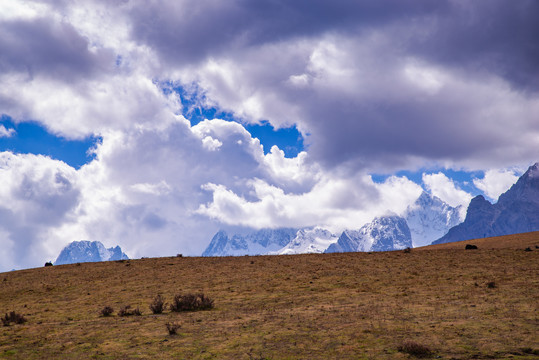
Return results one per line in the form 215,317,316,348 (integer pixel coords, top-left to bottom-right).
403,247,411,253
100,306,114,317
486,281,496,289
465,244,478,250
149,295,167,314
524,247,532,252
397,341,433,358
2,311,27,326
170,293,214,312
118,305,142,316
166,322,181,335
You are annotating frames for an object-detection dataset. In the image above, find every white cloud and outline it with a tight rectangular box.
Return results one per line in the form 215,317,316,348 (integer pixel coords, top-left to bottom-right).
422,172,472,209
473,168,520,201
0,125,15,138
1,0,538,272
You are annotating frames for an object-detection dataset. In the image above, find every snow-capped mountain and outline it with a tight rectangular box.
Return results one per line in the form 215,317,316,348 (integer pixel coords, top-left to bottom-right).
272,228,338,255
325,215,412,253
405,192,463,247
434,162,539,244
203,193,463,256
202,228,298,256
55,241,129,265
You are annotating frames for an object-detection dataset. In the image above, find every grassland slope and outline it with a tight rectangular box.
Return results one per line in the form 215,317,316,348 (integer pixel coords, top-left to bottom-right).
1,237,538,359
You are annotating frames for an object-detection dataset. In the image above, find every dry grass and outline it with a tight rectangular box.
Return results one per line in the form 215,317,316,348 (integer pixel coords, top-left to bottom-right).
0,233,538,359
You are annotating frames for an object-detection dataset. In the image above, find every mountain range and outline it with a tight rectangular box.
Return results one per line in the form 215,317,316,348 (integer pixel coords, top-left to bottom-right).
204,162,539,255
203,191,463,256
55,240,129,265
433,162,539,244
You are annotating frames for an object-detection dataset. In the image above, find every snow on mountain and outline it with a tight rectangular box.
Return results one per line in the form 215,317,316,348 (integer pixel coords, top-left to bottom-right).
55,241,129,265
202,228,298,256
325,215,412,253
202,192,466,256
434,162,539,244
272,228,338,255
405,192,463,247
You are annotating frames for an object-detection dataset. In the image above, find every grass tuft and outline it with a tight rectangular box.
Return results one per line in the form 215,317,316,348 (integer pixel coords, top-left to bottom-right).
165,322,181,335
100,306,114,317
149,295,167,314
118,305,142,316
397,341,433,358
170,293,214,312
1,311,27,326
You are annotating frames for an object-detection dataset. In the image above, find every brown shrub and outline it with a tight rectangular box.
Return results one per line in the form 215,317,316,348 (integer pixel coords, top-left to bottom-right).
118,305,142,316
149,295,167,314
166,322,181,335
2,311,27,326
397,341,433,358
100,306,114,317
170,293,214,312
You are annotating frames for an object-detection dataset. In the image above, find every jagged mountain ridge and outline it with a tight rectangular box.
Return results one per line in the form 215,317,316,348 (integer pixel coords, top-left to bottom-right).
55,240,129,265
202,228,298,256
434,163,539,244
325,215,412,253
203,191,463,256
405,192,463,247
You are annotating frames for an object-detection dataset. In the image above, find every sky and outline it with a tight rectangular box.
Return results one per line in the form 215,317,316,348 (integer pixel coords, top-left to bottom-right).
0,0,538,271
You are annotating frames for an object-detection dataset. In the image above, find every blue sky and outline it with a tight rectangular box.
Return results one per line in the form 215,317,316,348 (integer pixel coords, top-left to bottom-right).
0,0,537,271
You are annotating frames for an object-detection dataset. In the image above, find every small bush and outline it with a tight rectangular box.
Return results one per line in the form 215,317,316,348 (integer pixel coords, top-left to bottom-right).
403,247,411,253
397,341,433,358
486,281,496,289
2,311,27,326
170,293,214,312
118,305,142,317
149,295,167,314
166,322,181,335
100,306,114,317
524,247,532,252
465,244,478,250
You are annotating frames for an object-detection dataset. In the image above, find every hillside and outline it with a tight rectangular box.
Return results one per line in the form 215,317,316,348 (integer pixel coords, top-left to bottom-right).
420,230,539,250
1,240,538,359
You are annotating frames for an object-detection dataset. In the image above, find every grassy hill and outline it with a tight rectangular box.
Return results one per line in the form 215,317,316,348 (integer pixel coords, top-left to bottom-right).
1,233,538,359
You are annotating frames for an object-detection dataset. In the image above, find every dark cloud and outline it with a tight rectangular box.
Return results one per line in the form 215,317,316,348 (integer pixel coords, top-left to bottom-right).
0,17,114,80
408,0,539,92
128,0,444,65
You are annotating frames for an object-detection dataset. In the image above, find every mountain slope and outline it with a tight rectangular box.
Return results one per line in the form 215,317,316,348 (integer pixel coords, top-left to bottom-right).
325,215,412,253
55,240,129,265
405,192,463,247
434,162,539,244
202,228,298,256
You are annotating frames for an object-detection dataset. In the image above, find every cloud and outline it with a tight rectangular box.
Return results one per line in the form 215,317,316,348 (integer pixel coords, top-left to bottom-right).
0,125,15,138
1,0,538,271
197,173,422,233
473,168,521,201
422,172,472,209
0,152,80,270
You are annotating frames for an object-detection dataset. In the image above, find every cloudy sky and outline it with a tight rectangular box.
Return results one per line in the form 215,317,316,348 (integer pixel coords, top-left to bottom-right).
1,0,538,271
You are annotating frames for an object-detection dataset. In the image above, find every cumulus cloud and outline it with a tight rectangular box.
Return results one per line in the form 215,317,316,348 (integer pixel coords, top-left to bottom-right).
1,0,538,271
473,168,521,201
0,125,15,138
422,173,472,209
0,152,80,270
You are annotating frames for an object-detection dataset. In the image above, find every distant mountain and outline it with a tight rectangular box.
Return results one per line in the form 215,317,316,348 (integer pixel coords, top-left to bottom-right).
405,192,463,247
325,215,412,253
55,241,129,265
272,228,338,255
433,162,539,244
203,192,463,256
202,228,298,256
